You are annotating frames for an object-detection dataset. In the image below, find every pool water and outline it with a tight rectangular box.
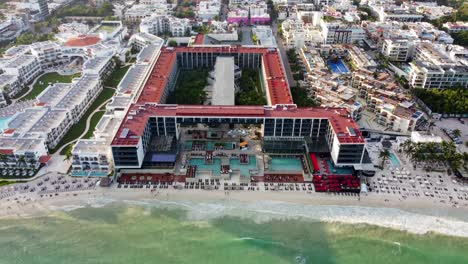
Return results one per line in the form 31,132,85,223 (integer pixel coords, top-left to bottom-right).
189,158,222,176
0,116,11,131
269,157,303,172
389,152,401,167
229,156,257,177
326,160,354,174
327,59,348,74
71,171,88,177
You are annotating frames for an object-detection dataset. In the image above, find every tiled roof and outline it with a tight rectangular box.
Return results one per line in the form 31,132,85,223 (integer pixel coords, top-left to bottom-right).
112,105,364,146
64,35,101,47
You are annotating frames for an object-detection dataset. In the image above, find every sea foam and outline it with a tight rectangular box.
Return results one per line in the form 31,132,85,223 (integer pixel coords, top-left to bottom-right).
141,200,468,237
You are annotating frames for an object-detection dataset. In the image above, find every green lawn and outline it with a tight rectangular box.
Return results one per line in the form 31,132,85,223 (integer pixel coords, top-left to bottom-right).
104,65,130,87
50,87,115,154
21,72,81,101
0,180,16,187
167,70,208,104
84,110,105,139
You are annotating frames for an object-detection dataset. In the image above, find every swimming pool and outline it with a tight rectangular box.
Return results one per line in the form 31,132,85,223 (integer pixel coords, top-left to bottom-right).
206,141,235,151
0,116,11,131
230,156,257,177
327,59,348,74
326,160,354,174
269,157,303,172
389,152,401,167
189,158,222,176
71,171,88,177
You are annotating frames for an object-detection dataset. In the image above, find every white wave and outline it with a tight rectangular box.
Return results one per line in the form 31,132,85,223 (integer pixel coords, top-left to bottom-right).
49,204,86,212
144,200,468,237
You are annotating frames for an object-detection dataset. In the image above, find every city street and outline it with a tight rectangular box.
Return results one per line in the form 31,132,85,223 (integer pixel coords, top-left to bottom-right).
272,22,296,88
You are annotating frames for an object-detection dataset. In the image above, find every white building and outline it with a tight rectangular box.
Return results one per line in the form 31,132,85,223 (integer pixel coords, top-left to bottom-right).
2,107,71,149
252,26,277,47
0,138,48,169
83,55,115,78
140,15,191,37
2,55,42,85
71,44,164,176
381,39,415,62
130,32,165,50
442,22,468,33
281,18,322,48
0,74,21,99
30,41,66,69
0,17,28,42
347,46,377,70
320,20,365,45
36,75,102,123
408,42,468,89
368,0,424,22
198,0,221,20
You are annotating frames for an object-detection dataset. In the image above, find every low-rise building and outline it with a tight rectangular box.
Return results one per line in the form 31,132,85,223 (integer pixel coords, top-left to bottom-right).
368,0,424,22
30,41,66,69
346,46,377,70
0,138,49,169
198,0,221,20
381,39,415,62
83,55,115,78
2,55,42,85
408,42,468,89
443,22,468,33
129,32,164,50
2,107,71,149
227,2,270,25
320,21,365,44
0,74,21,99
140,15,191,37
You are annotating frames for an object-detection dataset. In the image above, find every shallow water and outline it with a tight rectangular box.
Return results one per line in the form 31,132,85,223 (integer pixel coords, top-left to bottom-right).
0,201,467,264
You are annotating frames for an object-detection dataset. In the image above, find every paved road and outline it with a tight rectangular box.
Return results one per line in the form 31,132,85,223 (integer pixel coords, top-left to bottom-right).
271,22,296,88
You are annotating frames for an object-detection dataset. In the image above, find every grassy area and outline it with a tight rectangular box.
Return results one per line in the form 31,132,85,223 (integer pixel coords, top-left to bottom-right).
0,180,16,187
83,111,105,139
21,72,81,101
414,87,468,114
95,24,117,33
236,69,266,105
50,87,115,155
291,85,319,107
104,65,130,87
167,70,208,105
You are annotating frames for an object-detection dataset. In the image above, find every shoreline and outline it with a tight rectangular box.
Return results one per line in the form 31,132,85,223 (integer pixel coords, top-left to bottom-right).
2,187,468,238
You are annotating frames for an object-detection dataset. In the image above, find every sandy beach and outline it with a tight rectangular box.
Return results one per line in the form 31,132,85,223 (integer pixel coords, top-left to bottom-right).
2,183,468,237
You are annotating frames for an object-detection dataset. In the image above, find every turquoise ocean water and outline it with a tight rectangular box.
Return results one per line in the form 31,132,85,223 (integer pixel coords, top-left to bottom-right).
0,202,467,264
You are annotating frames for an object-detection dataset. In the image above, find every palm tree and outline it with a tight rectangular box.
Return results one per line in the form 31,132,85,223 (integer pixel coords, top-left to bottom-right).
16,155,26,168
453,129,461,138
63,147,72,163
379,149,390,169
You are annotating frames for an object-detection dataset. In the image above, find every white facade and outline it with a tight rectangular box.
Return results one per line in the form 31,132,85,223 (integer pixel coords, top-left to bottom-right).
408,42,468,89
443,22,468,33
30,41,66,69
130,33,165,50
140,15,191,37
0,74,21,98
381,39,415,62
320,21,365,44
198,0,221,20
2,55,42,85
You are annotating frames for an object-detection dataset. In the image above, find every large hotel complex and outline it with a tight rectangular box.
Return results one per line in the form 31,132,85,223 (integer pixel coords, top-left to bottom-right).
107,43,371,189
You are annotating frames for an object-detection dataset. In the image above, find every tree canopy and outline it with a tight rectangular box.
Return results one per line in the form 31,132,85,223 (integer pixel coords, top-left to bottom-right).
414,87,468,114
